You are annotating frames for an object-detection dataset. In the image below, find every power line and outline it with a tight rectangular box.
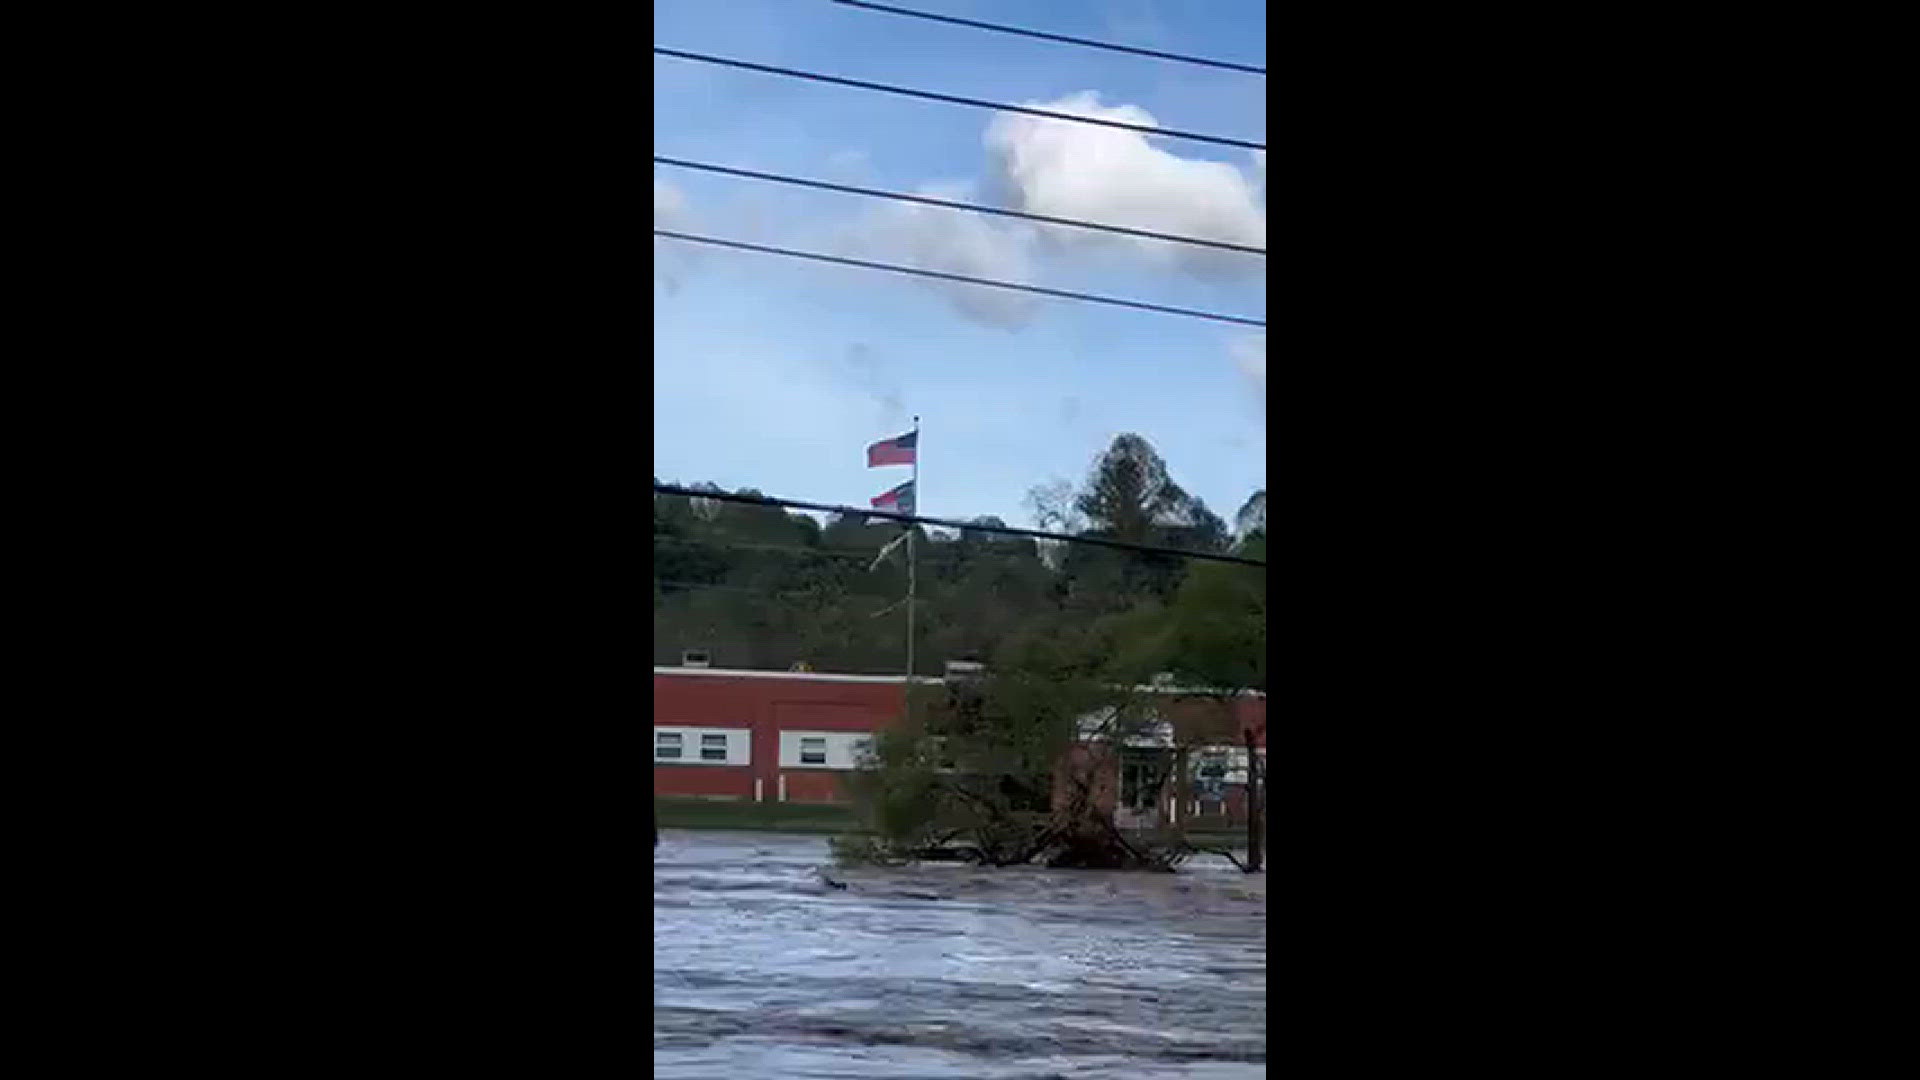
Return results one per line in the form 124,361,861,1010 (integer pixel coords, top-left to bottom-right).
656,533,1030,562
655,580,857,596
657,579,1019,608
656,533,1062,565
655,535,883,561
828,0,1265,76
656,580,774,595
654,156,1264,256
653,46,1264,152
656,582,920,618
653,230,1265,329
654,483,1267,568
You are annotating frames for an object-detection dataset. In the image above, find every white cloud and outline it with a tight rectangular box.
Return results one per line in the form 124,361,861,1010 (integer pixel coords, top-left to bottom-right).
985,92,1265,275
841,180,1040,330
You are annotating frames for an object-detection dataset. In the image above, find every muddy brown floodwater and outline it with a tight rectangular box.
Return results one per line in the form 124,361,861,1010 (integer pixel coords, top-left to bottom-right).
655,829,1266,1079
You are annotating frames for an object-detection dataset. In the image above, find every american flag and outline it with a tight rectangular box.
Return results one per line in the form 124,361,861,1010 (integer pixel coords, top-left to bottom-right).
866,431,917,468
870,480,915,514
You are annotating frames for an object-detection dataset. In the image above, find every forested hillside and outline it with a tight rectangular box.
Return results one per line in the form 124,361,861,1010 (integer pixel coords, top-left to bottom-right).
654,434,1265,686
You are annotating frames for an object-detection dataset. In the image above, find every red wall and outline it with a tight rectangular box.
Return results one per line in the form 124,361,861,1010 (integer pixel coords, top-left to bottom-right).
653,670,1265,814
1160,695,1267,747
654,764,754,800
780,771,847,804
653,671,907,803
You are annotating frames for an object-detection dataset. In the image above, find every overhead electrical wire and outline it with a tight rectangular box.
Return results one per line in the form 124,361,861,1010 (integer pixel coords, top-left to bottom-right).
654,484,1268,568
653,23,1268,567
654,156,1264,256
827,0,1266,76
655,580,849,596
653,46,1264,152
653,230,1265,328
654,535,894,562
656,580,784,595
654,582,976,624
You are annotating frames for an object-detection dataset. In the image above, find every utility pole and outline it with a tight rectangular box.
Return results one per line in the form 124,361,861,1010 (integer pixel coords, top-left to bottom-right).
1245,728,1263,872
906,414,919,681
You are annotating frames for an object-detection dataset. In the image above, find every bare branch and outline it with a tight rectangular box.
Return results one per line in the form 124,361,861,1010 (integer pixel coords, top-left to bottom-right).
1185,842,1251,873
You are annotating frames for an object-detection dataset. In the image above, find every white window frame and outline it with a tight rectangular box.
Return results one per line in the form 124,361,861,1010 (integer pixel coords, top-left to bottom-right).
1190,745,1252,785
654,726,750,766
778,730,873,770
656,731,683,760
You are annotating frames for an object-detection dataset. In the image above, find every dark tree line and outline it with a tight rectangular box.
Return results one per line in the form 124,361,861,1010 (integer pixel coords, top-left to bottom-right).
654,434,1265,680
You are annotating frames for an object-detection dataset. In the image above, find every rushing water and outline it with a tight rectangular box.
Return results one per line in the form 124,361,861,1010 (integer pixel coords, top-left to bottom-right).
655,829,1267,1079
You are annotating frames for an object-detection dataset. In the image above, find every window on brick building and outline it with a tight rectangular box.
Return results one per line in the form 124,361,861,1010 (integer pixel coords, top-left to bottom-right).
800,737,826,765
656,732,682,760
701,733,727,762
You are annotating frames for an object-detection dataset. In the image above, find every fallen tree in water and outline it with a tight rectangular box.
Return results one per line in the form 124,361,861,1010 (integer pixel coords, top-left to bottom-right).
832,668,1207,873
835,561,1264,874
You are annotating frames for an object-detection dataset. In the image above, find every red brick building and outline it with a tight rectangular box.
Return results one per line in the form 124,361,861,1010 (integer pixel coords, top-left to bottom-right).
653,666,1265,822
653,667,911,805
1058,692,1267,828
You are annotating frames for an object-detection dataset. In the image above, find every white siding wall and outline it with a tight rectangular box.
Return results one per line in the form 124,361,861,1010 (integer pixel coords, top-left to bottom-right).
778,730,875,770
653,726,751,766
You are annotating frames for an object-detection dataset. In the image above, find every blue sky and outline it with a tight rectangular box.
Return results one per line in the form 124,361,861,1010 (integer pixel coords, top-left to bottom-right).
654,0,1266,529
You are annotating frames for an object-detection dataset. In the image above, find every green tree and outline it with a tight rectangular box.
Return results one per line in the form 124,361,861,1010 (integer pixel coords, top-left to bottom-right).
1042,434,1222,613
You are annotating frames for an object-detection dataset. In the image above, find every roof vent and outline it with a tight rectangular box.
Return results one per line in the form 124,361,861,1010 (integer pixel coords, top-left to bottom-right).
681,649,711,668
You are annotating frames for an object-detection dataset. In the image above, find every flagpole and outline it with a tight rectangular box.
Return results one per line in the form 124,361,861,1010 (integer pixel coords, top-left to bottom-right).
907,415,919,682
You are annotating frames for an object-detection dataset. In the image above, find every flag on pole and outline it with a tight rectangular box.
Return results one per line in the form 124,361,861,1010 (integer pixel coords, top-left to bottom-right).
866,430,918,467
871,480,915,514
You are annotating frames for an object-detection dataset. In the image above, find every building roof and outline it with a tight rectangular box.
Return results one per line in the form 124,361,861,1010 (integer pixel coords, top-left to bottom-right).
653,666,939,685
653,665,1263,698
